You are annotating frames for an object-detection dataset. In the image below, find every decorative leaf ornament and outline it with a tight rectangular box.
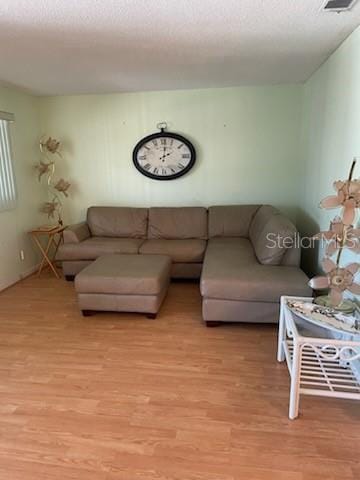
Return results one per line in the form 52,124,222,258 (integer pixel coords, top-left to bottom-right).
309,159,360,307
35,136,71,225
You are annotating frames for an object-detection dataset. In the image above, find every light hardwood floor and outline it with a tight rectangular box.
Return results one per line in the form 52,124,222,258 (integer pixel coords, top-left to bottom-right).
0,273,359,480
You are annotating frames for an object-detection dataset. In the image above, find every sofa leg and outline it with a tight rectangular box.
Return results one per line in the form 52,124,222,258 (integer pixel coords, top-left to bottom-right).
206,321,222,328
146,313,157,319
65,275,75,282
82,310,95,317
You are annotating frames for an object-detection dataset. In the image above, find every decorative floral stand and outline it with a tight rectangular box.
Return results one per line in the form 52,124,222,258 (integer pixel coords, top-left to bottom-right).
277,296,360,419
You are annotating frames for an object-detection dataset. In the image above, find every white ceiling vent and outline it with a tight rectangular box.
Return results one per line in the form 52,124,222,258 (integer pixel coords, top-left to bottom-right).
322,0,358,11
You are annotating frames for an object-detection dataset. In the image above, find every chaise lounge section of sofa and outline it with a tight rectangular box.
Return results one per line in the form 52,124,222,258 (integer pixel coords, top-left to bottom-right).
200,205,311,325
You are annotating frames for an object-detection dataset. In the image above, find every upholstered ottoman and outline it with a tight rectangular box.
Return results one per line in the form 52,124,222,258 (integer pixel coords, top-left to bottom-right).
75,254,171,318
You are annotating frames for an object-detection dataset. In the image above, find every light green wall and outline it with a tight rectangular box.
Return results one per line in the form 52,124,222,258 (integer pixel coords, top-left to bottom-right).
299,26,360,275
0,86,44,290
1,26,359,290
39,86,303,224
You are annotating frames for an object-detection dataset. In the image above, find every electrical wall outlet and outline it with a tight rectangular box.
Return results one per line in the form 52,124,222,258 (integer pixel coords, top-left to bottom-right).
20,250,25,261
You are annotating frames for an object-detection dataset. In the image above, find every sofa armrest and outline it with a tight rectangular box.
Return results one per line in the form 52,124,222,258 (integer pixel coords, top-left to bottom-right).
63,222,90,244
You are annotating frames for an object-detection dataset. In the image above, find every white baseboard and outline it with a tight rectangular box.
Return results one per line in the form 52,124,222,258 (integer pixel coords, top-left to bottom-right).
0,263,40,292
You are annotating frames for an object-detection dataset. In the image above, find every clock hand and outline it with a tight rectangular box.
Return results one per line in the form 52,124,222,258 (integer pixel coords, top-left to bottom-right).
159,146,167,162
159,149,174,161
161,151,173,159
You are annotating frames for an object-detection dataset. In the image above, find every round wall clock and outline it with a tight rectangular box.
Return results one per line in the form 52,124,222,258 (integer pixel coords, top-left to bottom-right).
133,123,196,180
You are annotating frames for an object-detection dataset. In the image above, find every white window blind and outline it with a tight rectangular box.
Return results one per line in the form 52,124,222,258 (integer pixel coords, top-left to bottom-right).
0,112,17,211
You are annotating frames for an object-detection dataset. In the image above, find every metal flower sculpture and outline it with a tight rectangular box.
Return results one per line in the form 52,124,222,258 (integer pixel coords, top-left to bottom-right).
309,159,360,308
40,201,58,219
54,178,71,197
35,160,53,182
311,258,360,306
314,217,360,257
320,178,360,225
35,136,71,225
40,136,61,155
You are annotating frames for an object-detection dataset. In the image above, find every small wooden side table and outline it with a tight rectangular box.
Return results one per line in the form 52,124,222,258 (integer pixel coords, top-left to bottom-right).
29,225,67,278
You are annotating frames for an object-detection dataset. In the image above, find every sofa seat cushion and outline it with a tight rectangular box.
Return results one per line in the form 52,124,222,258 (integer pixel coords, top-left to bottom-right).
75,254,171,296
57,237,144,261
203,237,258,267
201,237,311,303
139,239,207,263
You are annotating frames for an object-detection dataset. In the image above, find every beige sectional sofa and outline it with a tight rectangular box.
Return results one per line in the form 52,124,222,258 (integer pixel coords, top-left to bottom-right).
57,205,311,324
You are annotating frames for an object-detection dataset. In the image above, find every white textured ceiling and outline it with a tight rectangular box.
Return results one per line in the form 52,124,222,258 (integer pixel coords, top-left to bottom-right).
0,0,359,95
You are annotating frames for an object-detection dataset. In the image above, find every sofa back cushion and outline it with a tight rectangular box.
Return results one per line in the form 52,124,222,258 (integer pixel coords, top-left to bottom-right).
249,205,297,265
148,207,207,239
87,206,148,238
208,205,260,238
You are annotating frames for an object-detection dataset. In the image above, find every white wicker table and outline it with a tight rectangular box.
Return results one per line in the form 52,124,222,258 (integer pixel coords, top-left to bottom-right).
277,296,360,419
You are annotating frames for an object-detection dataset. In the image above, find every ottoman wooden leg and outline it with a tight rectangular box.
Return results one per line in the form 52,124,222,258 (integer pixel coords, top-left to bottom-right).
146,313,157,319
82,310,95,317
206,321,222,328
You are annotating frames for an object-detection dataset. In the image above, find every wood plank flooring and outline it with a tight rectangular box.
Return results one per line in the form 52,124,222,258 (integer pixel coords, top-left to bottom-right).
0,273,359,479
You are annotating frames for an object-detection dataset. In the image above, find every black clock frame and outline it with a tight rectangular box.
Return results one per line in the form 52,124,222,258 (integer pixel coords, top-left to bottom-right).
132,131,196,181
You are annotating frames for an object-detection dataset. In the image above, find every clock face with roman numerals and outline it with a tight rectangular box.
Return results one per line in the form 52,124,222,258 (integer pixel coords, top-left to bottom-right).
133,131,196,180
